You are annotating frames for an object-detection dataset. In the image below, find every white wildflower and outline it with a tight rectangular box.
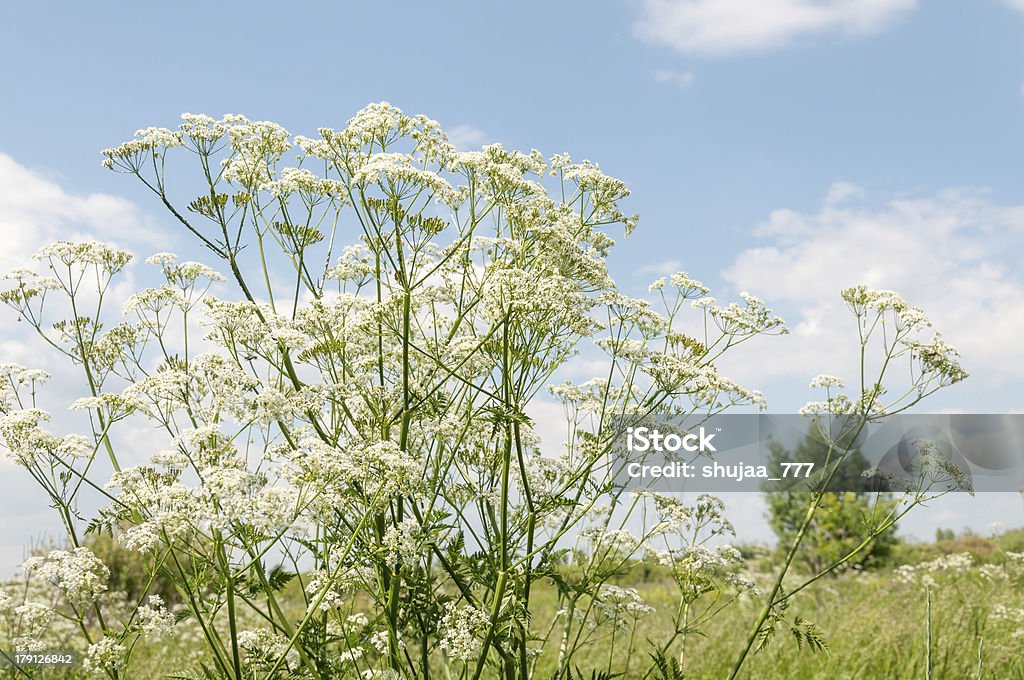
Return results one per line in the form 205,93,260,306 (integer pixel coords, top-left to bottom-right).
83,637,125,675
22,547,109,606
137,594,175,638
439,604,489,661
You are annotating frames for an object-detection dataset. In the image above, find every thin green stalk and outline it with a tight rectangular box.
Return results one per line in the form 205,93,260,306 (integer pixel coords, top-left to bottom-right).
216,540,243,680
926,587,933,680
471,570,509,680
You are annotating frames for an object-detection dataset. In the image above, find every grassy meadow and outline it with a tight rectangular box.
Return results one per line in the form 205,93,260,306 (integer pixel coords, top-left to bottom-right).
90,528,1024,680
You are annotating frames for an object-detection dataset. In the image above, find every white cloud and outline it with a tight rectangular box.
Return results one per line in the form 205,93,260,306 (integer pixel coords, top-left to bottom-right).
1004,0,1024,13
653,69,696,90
446,124,489,151
634,259,683,277
0,153,168,273
634,0,917,56
721,183,1024,393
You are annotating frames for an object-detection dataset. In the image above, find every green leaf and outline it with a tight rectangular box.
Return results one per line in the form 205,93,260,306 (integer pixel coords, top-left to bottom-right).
267,564,297,592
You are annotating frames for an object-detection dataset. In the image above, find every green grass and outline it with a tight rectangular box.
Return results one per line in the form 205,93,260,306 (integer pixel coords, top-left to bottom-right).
37,529,1024,678
125,556,1024,678
510,566,1021,679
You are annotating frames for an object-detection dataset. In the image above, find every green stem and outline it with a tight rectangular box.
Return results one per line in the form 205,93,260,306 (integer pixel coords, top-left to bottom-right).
471,570,509,680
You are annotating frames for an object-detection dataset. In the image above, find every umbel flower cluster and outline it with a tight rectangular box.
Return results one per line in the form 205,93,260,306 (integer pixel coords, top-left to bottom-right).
0,103,967,679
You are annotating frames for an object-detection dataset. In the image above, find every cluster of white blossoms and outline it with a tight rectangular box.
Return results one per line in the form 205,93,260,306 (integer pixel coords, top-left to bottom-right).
106,445,300,544
809,374,844,390
305,569,346,614
304,565,375,615
800,374,857,416
123,285,186,321
6,600,58,652
202,295,350,362
352,153,460,207
202,297,279,349
121,352,263,422
144,252,225,300
364,630,386,655
656,543,758,598
672,544,744,571
179,112,230,146
632,490,694,534
101,125,183,168
978,552,1024,582
83,636,126,675
325,244,375,284
703,292,787,337
691,494,736,535
1,243,132,335
904,333,969,386
22,547,110,607
860,438,973,494
339,645,366,665
455,144,546,195
299,102,440,155
0,408,94,466
33,240,133,275
648,271,710,297
221,118,292,188
843,288,965,382
593,584,655,629
135,594,176,639
284,435,424,517
840,285,931,330
381,517,422,566
262,166,346,199
511,451,571,503
580,526,642,562
589,283,777,413
550,154,638,235
548,377,613,414
895,552,974,588
638,493,741,579
237,627,293,665
438,604,489,661
799,286,968,423
991,604,1024,641
480,267,598,342
0,268,60,307
345,611,370,630
105,429,224,534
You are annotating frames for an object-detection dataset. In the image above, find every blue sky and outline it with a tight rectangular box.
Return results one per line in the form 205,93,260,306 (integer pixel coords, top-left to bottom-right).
1,0,1023,572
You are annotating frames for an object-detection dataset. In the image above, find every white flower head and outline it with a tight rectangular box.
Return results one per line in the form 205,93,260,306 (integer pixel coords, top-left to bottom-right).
22,546,110,606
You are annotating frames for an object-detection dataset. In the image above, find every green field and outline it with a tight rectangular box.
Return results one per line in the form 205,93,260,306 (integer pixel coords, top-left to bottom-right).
96,529,1024,680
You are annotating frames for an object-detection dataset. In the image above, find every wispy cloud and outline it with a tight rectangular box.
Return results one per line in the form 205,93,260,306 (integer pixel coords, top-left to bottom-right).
721,183,1024,394
0,153,168,273
634,0,917,56
653,69,696,89
446,124,489,150
634,259,684,277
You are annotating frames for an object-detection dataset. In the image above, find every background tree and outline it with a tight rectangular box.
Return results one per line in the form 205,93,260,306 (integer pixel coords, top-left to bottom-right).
766,425,899,574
